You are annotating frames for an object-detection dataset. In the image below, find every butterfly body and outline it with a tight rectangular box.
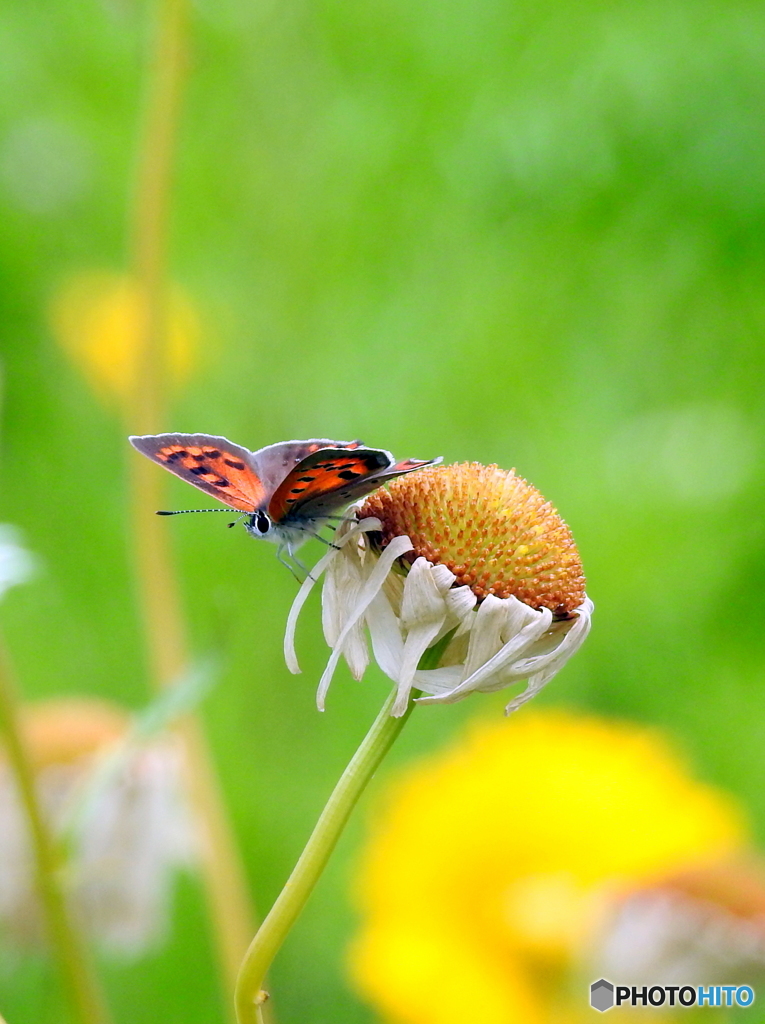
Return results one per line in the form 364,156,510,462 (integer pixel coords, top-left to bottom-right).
129,432,440,561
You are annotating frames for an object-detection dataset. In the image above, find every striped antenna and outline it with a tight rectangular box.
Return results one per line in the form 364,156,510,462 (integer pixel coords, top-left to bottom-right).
156,509,233,516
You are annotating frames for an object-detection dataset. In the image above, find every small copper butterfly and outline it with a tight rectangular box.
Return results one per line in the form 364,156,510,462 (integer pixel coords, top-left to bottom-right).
129,433,440,565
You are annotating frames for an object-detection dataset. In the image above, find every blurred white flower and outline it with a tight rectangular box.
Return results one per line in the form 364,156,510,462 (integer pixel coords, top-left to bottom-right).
0,525,35,600
595,860,765,986
286,462,592,716
0,698,194,957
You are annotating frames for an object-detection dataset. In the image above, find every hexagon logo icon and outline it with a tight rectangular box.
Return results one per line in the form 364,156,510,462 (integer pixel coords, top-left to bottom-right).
590,979,615,1012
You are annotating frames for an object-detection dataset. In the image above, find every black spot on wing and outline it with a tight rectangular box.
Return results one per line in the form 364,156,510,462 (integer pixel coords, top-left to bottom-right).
338,469,361,480
224,458,246,470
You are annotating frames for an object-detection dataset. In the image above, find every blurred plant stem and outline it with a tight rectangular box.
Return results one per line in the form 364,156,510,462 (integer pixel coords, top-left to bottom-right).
233,637,451,1024
0,641,113,1024
127,0,257,1011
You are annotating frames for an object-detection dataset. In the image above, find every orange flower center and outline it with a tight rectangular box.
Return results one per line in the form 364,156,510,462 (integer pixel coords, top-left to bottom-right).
359,463,586,614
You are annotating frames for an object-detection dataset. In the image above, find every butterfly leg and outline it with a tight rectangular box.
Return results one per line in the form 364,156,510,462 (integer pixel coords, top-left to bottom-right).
305,531,341,551
310,514,357,523
276,542,304,582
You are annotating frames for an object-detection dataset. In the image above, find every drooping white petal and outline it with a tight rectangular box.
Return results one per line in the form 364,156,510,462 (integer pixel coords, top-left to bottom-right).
400,558,450,628
500,594,542,642
283,518,380,675
416,607,553,706
322,537,369,680
458,594,510,683
367,586,464,695
444,585,477,624
501,598,594,687
496,599,594,712
366,590,405,681
315,534,413,711
391,559,450,716
429,562,457,594
412,663,463,693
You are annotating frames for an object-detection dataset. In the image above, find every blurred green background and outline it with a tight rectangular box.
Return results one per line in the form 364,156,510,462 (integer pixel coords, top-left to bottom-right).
1,0,764,1020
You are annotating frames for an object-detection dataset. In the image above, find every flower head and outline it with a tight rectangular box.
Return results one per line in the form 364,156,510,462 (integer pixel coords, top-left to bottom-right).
348,711,749,1024
0,697,194,957
286,462,592,715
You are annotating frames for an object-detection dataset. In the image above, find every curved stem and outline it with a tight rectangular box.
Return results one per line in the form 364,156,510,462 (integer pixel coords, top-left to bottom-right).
234,687,418,1024
0,642,112,1024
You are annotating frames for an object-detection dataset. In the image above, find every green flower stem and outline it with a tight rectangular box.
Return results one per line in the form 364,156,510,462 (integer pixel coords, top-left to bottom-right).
0,643,112,1024
234,637,450,1024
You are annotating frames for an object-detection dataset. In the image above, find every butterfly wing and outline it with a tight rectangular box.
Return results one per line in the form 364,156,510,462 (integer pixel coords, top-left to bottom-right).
268,447,441,523
129,433,266,512
247,438,364,494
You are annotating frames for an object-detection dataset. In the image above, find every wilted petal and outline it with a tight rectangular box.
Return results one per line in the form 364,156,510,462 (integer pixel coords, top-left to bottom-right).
444,585,478,626
502,599,594,683
417,608,553,706
284,518,380,674
316,535,413,711
367,591,405,681
459,595,510,683
323,540,369,680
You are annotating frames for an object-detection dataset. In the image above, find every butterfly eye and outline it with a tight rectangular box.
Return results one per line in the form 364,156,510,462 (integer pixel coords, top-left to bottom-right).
255,511,271,534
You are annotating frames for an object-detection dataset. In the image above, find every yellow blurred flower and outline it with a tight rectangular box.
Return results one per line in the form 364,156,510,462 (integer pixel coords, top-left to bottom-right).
349,711,749,1024
49,270,200,405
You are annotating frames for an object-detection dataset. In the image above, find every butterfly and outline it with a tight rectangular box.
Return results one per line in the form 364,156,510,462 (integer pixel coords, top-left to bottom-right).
129,433,440,568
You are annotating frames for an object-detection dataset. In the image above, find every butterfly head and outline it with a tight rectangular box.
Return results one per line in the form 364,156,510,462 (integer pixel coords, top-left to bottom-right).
245,509,273,539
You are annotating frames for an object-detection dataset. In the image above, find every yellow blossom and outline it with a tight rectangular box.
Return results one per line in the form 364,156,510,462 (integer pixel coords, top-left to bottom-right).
349,711,748,1024
49,270,199,404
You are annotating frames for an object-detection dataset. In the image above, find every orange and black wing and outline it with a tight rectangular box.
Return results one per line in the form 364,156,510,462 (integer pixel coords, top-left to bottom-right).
268,447,440,523
129,433,266,512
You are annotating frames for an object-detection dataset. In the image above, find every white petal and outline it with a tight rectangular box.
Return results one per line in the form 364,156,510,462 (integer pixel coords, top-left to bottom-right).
322,546,363,646
387,558,453,716
502,597,593,684
412,663,463,693
340,623,370,681
503,669,555,714
315,534,414,711
400,558,449,629
429,562,457,594
416,606,553,706
444,585,477,624
459,594,509,683
283,547,336,675
500,595,542,642
283,518,380,674
366,590,405,682
391,617,446,717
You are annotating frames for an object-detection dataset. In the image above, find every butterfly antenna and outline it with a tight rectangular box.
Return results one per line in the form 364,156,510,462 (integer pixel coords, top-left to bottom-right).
156,509,233,516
